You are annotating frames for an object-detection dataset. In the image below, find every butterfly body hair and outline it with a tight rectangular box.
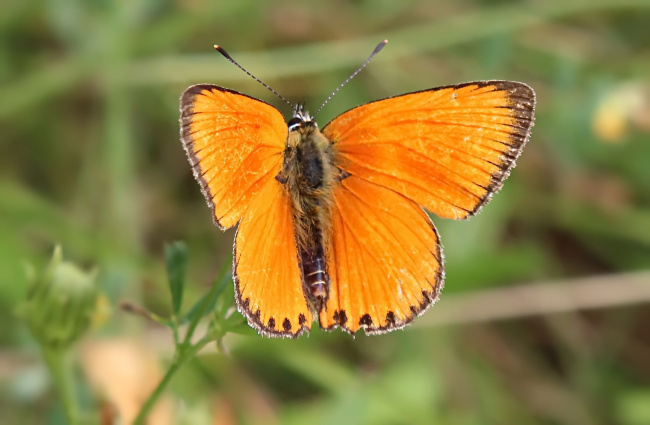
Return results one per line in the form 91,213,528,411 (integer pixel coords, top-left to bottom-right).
276,121,339,306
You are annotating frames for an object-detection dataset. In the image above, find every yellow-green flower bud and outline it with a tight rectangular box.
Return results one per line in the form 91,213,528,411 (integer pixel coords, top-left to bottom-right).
18,246,99,349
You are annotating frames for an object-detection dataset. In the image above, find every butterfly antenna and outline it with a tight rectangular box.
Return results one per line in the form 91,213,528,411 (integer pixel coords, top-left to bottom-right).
313,40,388,117
214,45,293,110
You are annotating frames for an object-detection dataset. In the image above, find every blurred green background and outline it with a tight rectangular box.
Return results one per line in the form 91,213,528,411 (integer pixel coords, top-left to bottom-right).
2,0,650,424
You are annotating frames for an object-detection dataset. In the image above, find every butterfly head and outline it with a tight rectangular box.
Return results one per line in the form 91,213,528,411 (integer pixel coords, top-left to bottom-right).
288,103,316,132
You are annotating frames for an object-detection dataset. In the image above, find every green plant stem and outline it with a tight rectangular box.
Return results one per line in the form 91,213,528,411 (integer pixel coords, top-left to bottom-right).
133,337,210,425
171,316,180,346
42,346,79,425
183,274,224,346
134,263,228,423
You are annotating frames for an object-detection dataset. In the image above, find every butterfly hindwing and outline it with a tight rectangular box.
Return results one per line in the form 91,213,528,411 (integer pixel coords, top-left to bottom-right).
180,84,288,229
234,175,313,337
319,175,443,335
322,81,535,220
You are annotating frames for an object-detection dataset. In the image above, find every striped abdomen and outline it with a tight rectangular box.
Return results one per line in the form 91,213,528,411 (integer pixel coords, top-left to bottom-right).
299,226,328,303
279,120,336,307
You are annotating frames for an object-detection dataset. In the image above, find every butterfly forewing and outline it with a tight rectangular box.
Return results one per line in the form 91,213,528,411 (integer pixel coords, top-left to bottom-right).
322,81,535,220
180,84,288,229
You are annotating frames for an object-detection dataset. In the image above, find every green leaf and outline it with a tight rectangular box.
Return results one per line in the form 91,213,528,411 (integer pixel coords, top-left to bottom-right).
618,390,650,425
223,316,256,336
214,271,235,321
165,241,188,316
180,260,232,326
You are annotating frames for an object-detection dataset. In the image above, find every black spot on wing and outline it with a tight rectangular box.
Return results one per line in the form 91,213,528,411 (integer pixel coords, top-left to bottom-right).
359,314,373,327
338,310,348,326
386,311,396,326
232,229,312,339
283,318,292,331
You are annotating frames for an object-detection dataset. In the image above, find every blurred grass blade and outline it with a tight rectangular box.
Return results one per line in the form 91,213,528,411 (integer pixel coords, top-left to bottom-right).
223,314,253,336
180,259,232,325
165,241,188,316
214,269,235,320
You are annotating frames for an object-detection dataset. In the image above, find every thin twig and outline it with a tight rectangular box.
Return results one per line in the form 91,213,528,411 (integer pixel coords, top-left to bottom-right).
2,271,648,379
414,270,650,328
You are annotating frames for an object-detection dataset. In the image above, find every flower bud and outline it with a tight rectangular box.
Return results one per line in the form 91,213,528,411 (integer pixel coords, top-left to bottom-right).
18,246,99,349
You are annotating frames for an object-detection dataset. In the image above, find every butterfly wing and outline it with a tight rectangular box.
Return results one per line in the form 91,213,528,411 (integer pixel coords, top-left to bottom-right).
319,175,443,334
180,84,288,229
234,175,313,337
181,85,311,337
322,81,535,219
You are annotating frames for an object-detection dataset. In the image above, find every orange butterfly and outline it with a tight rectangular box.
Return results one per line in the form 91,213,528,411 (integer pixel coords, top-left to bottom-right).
180,41,535,337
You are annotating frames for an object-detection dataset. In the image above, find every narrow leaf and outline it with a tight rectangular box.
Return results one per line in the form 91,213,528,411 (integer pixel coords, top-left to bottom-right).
181,260,232,325
165,241,188,315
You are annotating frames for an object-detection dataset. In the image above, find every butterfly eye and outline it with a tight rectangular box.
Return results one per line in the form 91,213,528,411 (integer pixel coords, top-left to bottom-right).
287,117,302,130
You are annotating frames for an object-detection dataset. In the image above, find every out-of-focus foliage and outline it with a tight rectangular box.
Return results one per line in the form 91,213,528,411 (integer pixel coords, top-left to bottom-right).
17,246,98,350
1,0,650,424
